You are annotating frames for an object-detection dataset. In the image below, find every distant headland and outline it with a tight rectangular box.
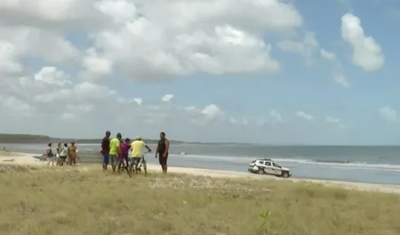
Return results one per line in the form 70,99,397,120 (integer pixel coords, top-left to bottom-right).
0,133,185,144
0,133,251,145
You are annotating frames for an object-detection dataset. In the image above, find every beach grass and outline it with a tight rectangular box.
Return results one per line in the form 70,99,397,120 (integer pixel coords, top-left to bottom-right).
0,165,399,235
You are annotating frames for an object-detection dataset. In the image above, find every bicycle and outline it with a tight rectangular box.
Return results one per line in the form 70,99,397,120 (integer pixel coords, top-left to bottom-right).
129,151,150,176
118,156,131,177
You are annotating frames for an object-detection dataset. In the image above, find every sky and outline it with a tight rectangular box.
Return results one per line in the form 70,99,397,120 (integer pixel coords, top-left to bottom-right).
0,0,399,145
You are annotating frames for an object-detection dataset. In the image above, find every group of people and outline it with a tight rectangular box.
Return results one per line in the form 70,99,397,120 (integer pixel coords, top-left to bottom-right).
44,142,78,166
43,131,170,173
101,131,170,174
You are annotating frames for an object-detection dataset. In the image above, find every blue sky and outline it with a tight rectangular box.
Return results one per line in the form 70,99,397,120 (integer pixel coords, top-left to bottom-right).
105,0,400,144
0,0,399,145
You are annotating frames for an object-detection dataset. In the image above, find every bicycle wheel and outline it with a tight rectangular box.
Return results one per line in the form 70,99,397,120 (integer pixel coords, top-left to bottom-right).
143,160,147,175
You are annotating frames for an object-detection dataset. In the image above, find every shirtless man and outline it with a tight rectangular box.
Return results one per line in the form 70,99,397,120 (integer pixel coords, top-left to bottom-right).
101,131,111,171
155,132,169,173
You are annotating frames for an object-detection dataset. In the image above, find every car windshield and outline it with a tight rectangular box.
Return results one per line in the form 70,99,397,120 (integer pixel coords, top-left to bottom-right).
250,160,256,164
273,162,281,168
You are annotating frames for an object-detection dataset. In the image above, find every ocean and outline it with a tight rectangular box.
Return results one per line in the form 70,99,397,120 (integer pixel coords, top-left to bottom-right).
3,143,400,185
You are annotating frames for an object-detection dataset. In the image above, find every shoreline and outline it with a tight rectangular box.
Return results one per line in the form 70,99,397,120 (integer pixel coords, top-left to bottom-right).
1,152,400,194
30,153,400,187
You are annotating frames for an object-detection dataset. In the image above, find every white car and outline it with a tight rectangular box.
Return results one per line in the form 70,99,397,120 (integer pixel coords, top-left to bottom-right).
248,158,291,178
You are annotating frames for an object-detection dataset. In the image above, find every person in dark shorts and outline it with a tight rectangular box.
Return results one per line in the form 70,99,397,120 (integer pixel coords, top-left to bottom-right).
130,136,152,173
101,131,111,171
59,143,68,166
155,132,169,173
45,143,55,166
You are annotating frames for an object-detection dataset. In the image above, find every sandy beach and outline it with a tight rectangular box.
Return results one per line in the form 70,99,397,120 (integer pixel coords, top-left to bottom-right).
2,151,400,194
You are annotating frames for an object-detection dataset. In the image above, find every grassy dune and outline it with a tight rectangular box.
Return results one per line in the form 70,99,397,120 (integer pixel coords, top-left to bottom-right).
0,165,399,235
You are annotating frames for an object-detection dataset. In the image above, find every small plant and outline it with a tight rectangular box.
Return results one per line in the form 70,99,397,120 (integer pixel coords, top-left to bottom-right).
259,208,271,234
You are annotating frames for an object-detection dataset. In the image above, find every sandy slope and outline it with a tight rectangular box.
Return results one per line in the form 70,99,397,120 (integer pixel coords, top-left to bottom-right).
2,152,400,194
0,153,42,165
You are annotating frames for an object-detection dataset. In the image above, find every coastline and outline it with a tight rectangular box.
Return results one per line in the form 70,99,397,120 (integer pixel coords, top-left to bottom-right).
1,152,400,194
4,144,400,186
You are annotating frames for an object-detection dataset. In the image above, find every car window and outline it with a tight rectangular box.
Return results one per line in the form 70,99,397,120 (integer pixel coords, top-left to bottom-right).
273,163,281,168
264,161,271,166
251,160,256,164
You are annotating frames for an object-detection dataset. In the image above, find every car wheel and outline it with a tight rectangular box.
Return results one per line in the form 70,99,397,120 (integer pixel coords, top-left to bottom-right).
282,172,289,178
257,169,264,175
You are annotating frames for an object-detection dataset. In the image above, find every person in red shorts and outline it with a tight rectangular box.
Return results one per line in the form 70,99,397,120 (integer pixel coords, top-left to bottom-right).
118,138,131,173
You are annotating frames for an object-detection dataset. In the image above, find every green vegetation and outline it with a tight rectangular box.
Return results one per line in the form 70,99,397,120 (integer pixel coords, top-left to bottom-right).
0,133,185,144
259,208,272,234
0,165,399,235
0,134,50,144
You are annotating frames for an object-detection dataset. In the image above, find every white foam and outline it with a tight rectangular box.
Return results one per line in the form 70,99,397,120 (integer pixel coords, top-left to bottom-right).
172,154,400,172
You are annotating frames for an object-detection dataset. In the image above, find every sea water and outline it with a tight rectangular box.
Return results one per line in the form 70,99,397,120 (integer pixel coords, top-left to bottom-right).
3,143,400,185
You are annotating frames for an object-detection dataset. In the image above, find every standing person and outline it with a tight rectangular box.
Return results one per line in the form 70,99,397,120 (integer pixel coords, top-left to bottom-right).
109,133,122,173
55,142,62,166
130,136,152,173
155,132,169,174
45,143,56,166
101,131,111,171
68,142,78,166
56,142,61,157
59,143,68,166
118,138,131,173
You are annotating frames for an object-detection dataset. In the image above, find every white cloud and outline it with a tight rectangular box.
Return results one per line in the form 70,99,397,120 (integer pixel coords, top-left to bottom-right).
341,13,385,72
334,74,350,88
0,0,305,81
0,26,80,70
277,31,351,90
161,94,174,102
202,104,224,119
34,67,71,86
0,41,23,74
320,49,336,60
269,110,284,123
325,116,340,124
79,0,307,80
93,0,138,24
276,32,319,64
0,0,372,143
296,111,315,120
379,106,398,122
277,30,351,88
0,0,303,138
133,98,143,106
325,116,349,129
81,47,114,78
0,0,103,30
0,66,281,141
